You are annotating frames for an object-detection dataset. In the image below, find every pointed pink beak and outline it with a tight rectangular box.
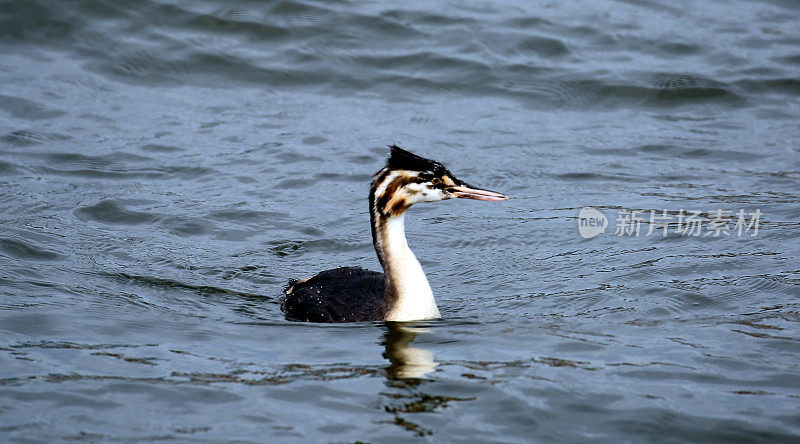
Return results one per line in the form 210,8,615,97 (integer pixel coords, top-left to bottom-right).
449,185,509,201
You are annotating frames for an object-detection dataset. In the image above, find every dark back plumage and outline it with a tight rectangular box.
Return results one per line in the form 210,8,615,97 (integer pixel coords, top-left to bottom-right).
281,267,385,322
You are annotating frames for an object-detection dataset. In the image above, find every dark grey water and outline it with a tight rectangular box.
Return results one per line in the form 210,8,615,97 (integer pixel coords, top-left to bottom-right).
2,0,800,441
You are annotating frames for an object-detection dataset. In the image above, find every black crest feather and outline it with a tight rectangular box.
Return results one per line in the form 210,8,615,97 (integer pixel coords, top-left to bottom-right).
386,145,442,173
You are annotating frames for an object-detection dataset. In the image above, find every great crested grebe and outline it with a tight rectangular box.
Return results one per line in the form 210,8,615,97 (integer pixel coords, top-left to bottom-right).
281,145,507,323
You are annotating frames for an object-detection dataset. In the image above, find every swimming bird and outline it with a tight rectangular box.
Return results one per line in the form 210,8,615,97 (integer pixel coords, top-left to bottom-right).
281,145,507,322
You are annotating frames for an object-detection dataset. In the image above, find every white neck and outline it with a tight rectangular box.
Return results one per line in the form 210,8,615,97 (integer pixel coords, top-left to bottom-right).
378,215,440,321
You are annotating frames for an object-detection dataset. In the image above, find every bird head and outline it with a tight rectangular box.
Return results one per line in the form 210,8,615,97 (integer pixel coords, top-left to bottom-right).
370,145,508,217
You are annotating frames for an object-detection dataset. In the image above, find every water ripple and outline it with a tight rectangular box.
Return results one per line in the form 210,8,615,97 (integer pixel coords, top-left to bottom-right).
1,0,800,441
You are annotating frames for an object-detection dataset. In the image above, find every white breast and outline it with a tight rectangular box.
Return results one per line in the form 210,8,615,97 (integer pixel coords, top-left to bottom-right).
381,215,441,321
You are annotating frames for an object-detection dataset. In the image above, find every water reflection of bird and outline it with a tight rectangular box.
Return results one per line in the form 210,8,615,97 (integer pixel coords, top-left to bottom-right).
383,322,437,379
282,145,507,322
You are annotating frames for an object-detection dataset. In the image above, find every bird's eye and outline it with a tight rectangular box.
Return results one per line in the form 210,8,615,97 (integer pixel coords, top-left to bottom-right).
430,177,442,186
